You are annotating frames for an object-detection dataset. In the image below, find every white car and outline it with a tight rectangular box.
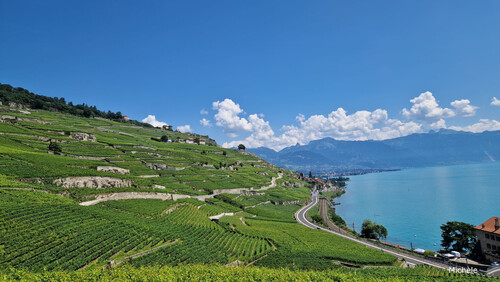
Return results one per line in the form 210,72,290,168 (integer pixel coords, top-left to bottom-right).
492,261,500,267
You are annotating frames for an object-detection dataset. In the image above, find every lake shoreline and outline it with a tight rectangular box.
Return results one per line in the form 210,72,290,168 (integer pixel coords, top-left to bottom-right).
334,162,500,251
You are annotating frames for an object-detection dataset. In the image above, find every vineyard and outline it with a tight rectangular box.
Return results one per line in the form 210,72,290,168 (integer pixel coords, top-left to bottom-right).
0,264,488,281
0,189,273,270
0,100,491,279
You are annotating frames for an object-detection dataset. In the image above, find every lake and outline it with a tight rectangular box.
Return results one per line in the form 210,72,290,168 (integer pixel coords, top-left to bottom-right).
335,162,500,251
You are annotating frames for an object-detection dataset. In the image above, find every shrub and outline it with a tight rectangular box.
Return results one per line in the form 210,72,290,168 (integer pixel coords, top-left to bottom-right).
311,214,324,225
48,142,62,154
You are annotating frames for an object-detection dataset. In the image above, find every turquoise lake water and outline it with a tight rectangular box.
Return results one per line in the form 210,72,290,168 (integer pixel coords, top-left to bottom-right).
335,162,500,251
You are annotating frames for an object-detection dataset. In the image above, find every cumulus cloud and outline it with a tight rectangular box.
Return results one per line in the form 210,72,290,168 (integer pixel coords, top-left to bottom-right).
402,91,455,121
449,119,500,133
401,92,478,131
492,97,500,106
212,93,492,151
278,108,422,145
200,118,212,127
451,99,478,117
223,114,282,149
176,125,192,133
200,109,209,115
429,119,447,130
221,106,422,151
212,99,252,137
142,115,168,128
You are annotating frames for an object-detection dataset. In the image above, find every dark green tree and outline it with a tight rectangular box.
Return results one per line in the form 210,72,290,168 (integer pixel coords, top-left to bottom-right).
440,221,477,253
238,144,246,151
160,135,168,142
361,219,388,240
194,137,200,145
48,142,62,154
311,214,324,225
308,171,313,178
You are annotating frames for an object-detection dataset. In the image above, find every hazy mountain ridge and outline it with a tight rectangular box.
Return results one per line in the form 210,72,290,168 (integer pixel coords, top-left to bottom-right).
249,130,500,172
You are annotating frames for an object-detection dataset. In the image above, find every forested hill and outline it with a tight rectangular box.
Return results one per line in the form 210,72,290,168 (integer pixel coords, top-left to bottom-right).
0,83,149,127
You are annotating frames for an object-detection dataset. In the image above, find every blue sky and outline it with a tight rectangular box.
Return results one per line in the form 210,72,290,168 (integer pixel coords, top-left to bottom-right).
2,1,500,150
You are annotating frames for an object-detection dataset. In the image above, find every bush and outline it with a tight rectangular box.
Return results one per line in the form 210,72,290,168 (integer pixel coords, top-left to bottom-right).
48,142,62,154
329,210,346,227
423,250,435,257
311,214,324,225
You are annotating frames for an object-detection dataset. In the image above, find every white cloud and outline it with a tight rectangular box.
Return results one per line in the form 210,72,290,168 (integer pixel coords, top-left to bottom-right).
212,99,252,137
492,97,500,106
213,93,490,151
176,125,192,133
429,119,447,130
200,109,209,115
223,114,280,149
279,108,422,145
449,119,500,133
402,91,455,121
200,118,212,127
221,106,422,151
451,99,478,117
142,115,168,128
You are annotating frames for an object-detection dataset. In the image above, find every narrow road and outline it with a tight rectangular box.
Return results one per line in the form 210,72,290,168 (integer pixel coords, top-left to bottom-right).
295,192,448,270
80,173,283,206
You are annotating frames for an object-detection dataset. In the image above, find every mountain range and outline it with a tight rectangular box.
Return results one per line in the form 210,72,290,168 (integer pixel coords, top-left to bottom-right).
248,129,500,173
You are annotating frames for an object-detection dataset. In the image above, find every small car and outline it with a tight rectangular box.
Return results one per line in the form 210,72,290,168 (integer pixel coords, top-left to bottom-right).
491,261,500,267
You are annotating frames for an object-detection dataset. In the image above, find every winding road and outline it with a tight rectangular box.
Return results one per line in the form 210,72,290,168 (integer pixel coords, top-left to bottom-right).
295,192,449,270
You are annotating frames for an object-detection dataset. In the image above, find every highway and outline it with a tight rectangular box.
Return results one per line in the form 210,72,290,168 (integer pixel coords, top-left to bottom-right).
486,266,500,277
295,192,449,270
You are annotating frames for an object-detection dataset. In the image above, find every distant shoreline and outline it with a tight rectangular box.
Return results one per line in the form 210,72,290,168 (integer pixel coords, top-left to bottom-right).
315,168,401,178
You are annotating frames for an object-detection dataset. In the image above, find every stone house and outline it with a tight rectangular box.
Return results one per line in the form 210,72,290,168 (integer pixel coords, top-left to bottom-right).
474,216,500,262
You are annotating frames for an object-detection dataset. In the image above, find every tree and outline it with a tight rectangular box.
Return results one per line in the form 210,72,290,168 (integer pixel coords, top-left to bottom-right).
361,219,388,240
311,214,324,225
48,142,62,154
308,171,313,178
160,135,168,142
440,221,477,253
238,144,246,151
194,137,200,145
83,107,93,118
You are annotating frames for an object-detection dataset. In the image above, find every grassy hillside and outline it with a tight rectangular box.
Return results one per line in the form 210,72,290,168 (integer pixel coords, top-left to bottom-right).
0,100,486,279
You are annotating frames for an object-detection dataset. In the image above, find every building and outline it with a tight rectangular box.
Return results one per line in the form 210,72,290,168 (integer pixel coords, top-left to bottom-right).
123,115,130,121
474,216,500,262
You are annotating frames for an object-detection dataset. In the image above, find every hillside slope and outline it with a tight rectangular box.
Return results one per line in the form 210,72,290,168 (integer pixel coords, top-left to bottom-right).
0,100,399,272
